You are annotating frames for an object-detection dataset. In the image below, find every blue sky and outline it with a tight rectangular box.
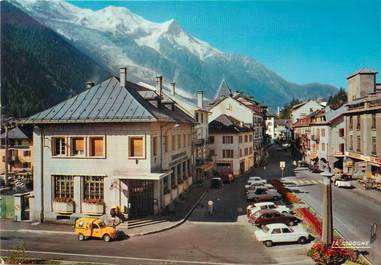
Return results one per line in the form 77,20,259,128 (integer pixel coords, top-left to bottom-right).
69,0,381,89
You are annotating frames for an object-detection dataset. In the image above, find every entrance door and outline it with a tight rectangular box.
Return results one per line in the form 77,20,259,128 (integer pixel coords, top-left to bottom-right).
127,180,154,218
240,161,245,174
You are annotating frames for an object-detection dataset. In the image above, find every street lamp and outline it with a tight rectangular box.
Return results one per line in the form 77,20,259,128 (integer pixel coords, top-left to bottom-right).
321,170,334,246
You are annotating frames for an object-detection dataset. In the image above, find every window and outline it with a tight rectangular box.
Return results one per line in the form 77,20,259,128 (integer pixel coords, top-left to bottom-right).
222,149,234,158
244,135,248,142
339,143,345,153
222,136,233,144
349,116,353,130
321,129,325,137
164,136,168,153
53,137,66,156
356,115,361,130
129,136,144,158
172,135,176,151
23,162,31,168
339,128,345,137
195,112,199,122
84,176,104,201
153,137,158,156
249,147,253,154
209,136,215,144
282,228,292,233
183,134,186,147
89,137,104,157
210,149,215,156
322,143,325,151
372,137,377,155
357,136,361,152
244,148,248,156
177,135,181,149
201,113,204,123
350,135,353,150
272,228,281,234
372,113,376,129
23,150,31,157
249,135,253,142
239,136,242,143
54,176,74,199
239,149,242,157
71,137,84,156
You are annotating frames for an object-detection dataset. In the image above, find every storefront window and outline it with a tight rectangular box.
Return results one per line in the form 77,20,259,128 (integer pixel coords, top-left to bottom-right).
84,176,104,202
54,175,74,200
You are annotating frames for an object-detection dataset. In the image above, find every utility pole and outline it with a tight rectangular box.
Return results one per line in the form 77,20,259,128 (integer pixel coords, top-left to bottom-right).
321,170,334,246
4,125,9,187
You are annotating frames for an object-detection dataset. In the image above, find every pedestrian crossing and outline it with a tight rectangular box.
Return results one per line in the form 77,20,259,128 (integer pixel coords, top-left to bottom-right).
284,179,322,186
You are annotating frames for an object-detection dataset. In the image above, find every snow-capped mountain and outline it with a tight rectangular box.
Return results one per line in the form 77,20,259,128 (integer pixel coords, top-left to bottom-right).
10,0,337,108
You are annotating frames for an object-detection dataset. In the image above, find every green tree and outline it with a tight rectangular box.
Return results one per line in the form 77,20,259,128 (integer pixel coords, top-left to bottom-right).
327,88,347,109
279,98,302,119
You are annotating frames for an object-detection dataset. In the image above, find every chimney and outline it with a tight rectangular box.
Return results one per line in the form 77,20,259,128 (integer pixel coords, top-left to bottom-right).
197,90,204,108
156,75,163,96
170,82,176,96
85,81,95,89
120,67,127,88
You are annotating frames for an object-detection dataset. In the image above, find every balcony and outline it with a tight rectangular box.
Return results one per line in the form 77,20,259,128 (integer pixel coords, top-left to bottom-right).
193,138,207,146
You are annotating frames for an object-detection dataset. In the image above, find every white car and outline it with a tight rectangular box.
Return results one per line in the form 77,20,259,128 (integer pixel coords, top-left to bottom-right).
255,223,309,247
335,179,352,188
246,176,267,186
247,202,291,216
247,188,281,201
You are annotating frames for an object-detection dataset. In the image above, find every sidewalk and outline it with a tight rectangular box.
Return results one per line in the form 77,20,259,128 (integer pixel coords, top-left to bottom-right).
0,182,208,237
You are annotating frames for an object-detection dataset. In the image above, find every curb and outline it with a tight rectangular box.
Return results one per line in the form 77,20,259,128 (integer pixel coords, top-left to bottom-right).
0,191,208,238
128,191,207,237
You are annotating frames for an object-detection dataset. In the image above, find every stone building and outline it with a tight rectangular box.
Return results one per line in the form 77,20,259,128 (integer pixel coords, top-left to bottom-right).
344,68,381,178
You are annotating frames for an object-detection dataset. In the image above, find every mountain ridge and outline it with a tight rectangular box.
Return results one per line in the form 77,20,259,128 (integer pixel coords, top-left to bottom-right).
8,0,338,110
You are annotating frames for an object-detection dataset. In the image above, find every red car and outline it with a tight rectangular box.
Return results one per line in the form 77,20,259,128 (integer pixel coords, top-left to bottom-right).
249,209,299,227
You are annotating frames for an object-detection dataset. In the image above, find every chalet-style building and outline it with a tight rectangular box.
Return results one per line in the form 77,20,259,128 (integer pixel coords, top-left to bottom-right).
208,80,267,164
22,68,196,222
208,114,254,176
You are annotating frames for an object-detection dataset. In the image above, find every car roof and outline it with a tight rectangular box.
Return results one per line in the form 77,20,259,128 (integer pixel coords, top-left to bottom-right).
257,209,280,214
76,217,98,223
254,202,275,207
265,223,289,229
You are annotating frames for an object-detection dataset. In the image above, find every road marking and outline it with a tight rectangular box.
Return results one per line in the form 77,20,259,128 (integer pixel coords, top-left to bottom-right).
0,249,314,265
0,229,73,235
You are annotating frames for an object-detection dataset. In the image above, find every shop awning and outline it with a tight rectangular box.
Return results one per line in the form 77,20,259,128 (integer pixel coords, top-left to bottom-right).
200,162,214,172
115,170,173,180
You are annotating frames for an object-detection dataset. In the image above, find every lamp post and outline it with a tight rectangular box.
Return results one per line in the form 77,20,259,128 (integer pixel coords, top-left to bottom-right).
321,170,334,246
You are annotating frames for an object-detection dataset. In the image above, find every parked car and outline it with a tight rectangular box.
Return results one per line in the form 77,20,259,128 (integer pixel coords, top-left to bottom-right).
280,176,298,186
210,177,223,189
255,223,309,247
247,188,281,202
334,177,353,188
247,202,291,217
249,209,300,227
75,217,117,242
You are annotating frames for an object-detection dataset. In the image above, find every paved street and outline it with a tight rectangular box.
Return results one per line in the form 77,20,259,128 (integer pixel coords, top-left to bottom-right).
257,144,381,264
2,143,379,264
1,145,314,265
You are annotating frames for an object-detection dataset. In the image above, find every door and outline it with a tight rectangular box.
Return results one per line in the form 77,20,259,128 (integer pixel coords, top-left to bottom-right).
127,180,154,218
240,161,245,174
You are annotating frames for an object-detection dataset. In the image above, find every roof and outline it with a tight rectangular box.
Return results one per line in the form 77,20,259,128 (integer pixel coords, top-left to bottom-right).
291,102,306,111
215,79,232,99
209,114,252,134
347,67,378,79
22,77,195,124
0,127,32,140
275,119,291,127
325,105,346,124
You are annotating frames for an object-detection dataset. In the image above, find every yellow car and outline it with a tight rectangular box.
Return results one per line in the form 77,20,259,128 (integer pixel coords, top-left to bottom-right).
74,217,117,242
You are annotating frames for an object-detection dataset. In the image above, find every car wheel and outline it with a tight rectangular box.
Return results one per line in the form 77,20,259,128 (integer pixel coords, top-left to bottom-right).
78,234,85,241
298,236,307,244
264,240,273,247
288,220,295,226
103,234,111,242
